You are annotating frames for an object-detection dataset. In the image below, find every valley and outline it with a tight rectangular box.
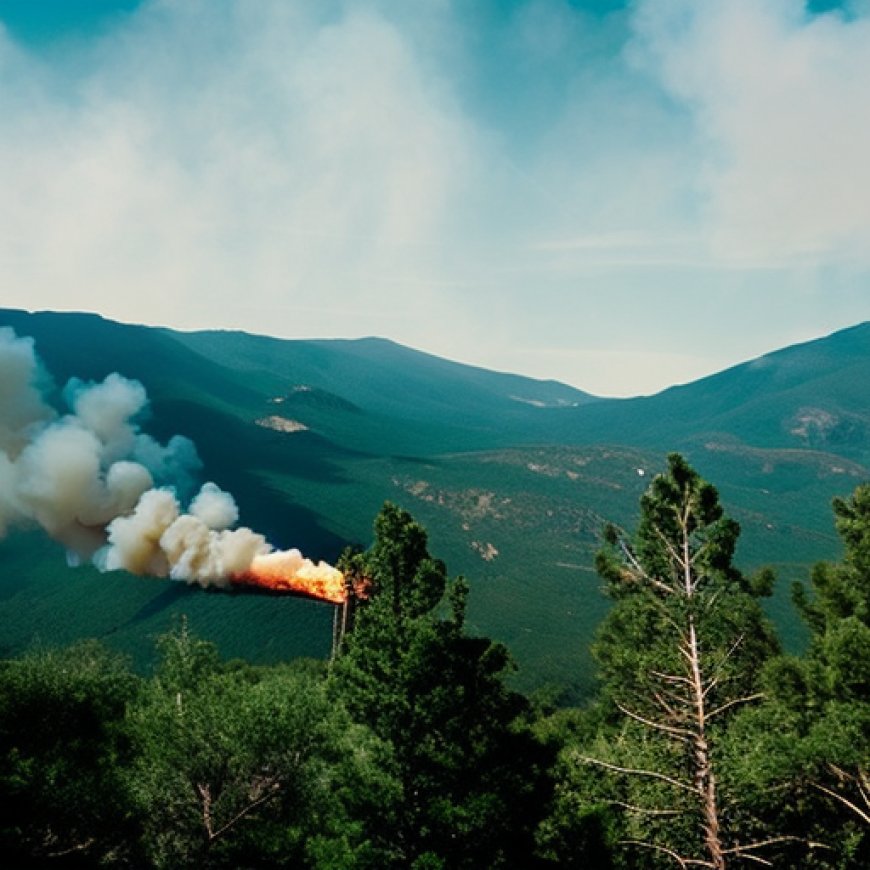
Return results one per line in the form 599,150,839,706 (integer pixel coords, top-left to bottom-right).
1,308,867,702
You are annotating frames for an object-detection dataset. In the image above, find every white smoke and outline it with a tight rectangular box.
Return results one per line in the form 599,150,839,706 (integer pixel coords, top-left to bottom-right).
189,481,239,530
0,326,274,586
100,485,268,587
0,328,54,457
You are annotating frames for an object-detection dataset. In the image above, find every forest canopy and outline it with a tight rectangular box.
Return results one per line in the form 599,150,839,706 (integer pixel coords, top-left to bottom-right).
0,458,867,868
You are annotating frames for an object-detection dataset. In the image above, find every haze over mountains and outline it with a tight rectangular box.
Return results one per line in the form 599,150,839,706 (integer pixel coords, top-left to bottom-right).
1,307,868,701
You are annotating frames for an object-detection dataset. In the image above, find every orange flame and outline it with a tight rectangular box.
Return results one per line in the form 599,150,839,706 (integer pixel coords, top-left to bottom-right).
231,550,347,604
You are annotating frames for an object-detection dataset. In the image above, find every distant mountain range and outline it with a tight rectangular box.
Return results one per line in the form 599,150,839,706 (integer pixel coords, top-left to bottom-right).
540,321,870,461
1,308,868,702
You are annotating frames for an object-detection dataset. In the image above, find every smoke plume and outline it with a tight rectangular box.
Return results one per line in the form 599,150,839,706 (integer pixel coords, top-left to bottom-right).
0,327,341,594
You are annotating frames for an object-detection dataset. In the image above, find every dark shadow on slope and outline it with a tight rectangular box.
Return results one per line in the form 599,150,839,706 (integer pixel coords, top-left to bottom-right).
122,581,197,623
147,398,363,559
98,581,197,638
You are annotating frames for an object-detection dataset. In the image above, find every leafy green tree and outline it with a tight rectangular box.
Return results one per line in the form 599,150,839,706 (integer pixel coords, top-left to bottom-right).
549,454,781,868
534,706,619,869
797,484,870,671
0,641,140,867
130,620,395,869
726,484,870,868
330,502,553,869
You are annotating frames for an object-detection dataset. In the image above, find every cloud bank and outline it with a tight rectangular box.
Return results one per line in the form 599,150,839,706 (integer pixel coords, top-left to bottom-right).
1,0,868,396
632,0,870,265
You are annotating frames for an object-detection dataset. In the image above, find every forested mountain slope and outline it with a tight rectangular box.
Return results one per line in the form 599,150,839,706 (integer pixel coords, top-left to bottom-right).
542,321,870,463
0,308,867,700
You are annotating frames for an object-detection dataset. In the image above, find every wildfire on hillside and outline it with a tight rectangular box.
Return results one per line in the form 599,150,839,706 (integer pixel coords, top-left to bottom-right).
0,326,373,613
230,552,370,604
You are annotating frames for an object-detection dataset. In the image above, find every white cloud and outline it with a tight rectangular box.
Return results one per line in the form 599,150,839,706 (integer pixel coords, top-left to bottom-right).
0,0,867,397
0,0,473,342
632,0,870,265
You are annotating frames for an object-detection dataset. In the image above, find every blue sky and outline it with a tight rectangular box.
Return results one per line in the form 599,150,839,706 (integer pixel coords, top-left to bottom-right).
0,0,867,396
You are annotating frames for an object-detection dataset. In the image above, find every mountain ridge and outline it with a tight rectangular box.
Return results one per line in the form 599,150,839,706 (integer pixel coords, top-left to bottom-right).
7,306,866,415
1,307,868,701
540,320,870,463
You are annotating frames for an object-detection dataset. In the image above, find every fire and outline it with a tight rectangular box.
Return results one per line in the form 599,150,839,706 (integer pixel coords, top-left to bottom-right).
231,550,347,604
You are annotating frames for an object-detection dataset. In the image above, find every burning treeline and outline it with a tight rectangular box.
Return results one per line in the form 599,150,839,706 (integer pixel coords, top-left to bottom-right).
0,327,346,604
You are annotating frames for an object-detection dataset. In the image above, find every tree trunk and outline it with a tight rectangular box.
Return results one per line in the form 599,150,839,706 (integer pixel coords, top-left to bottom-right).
687,616,726,870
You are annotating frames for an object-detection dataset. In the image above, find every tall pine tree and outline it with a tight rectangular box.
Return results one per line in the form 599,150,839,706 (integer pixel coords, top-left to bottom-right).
330,502,552,869
568,454,780,868
727,484,870,868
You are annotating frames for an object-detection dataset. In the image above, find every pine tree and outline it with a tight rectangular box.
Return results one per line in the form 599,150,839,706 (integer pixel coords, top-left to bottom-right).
330,502,552,869
734,483,870,868
130,621,393,869
576,454,780,868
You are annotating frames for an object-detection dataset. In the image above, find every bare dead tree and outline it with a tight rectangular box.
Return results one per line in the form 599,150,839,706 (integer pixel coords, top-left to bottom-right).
587,454,797,868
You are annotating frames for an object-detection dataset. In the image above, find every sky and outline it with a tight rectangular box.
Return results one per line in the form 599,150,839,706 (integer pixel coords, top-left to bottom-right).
0,0,868,397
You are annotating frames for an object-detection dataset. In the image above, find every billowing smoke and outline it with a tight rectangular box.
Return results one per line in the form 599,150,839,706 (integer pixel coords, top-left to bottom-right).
100,485,267,585
1,328,174,551
0,327,342,596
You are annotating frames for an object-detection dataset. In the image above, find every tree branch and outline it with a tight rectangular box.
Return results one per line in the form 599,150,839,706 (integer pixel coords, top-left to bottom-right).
621,539,676,596
578,755,700,794
652,689,683,720
731,852,772,866
650,669,694,687
43,838,97,859
616,702,693,739
607,800,684,817
813,780,870,825
830,763,870,813
621,838,714,868
709,635,745,678
723,836,831,859
652,525,685,577
706,693,763,721
208,777,284,843
701,676,720,700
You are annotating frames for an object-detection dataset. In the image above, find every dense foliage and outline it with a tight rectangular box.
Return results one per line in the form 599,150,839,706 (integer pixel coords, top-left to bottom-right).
1,468,868,867
538,455,783,867
0,641,138,866
330,504,553,868
720,484,870,868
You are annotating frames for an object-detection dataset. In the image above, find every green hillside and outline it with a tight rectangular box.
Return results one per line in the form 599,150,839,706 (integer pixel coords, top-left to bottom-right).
0,308,867,701
171,328,597,455
542,321,870,462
